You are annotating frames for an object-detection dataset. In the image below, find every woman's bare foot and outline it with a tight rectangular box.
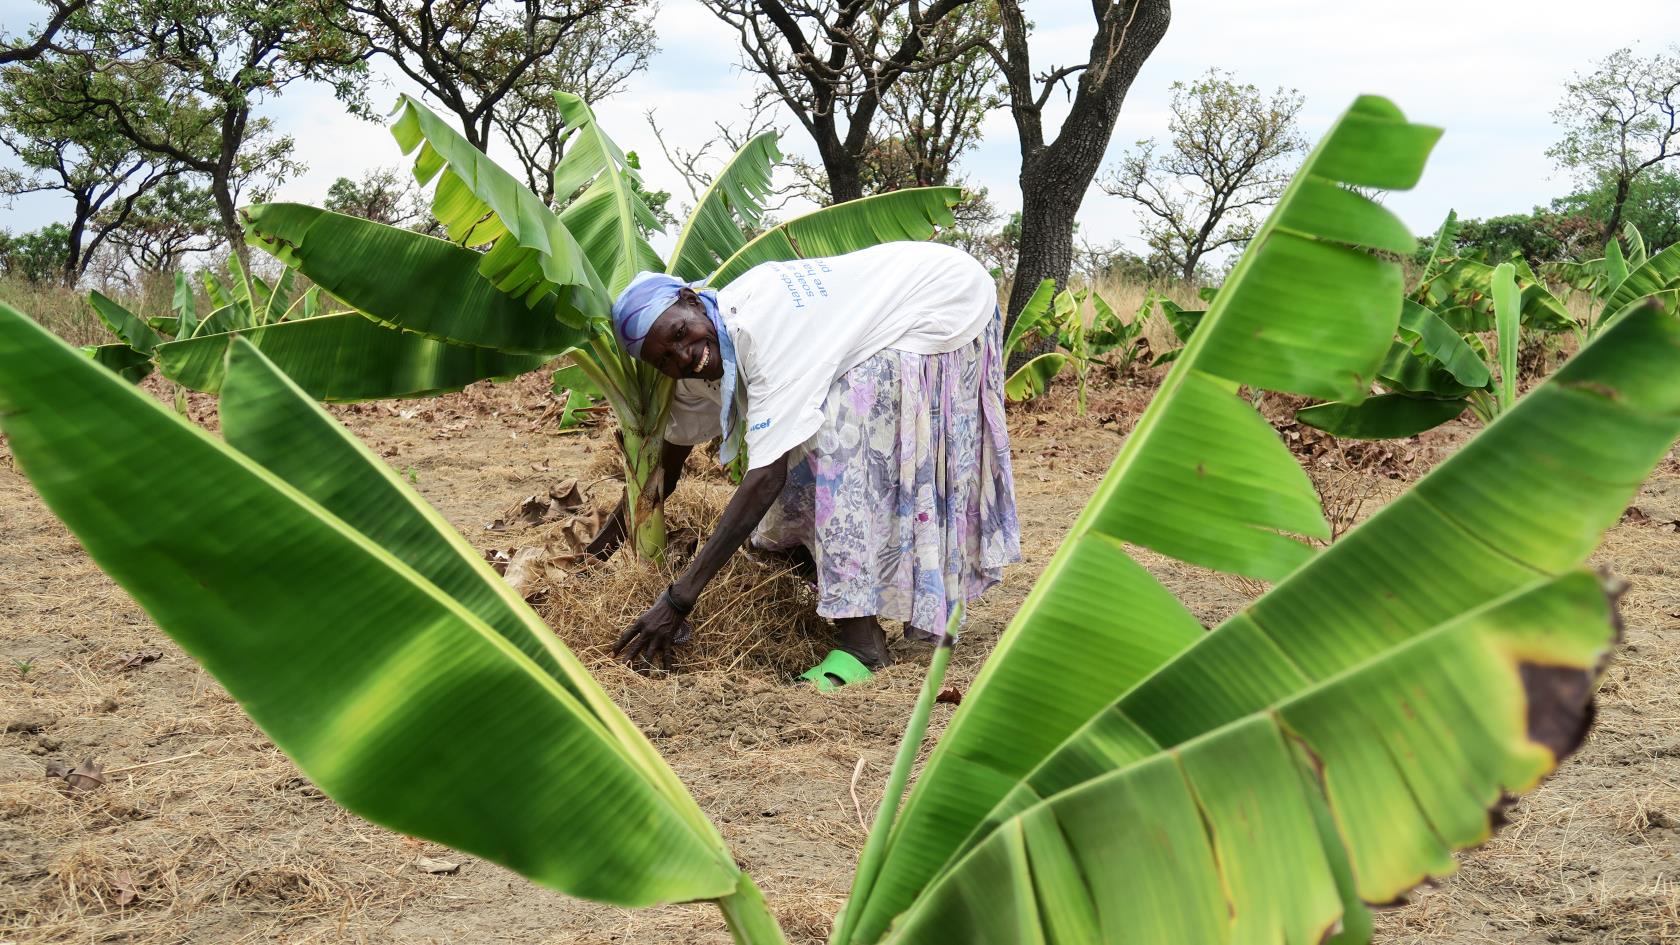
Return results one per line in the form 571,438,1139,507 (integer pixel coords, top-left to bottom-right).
835,615,893,669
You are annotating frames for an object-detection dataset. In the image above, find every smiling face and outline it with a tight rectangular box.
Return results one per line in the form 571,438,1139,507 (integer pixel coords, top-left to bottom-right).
638,288,724,381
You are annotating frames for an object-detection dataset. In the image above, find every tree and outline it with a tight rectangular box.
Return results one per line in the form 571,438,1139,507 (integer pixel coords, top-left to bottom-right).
327,0,655,203
1103,68,1304,282
43,0,364,262
100,177,223,274
1548,45,1680,247
1553,164,1680,253
0,55,182,282
699,0,987,204
873,1,1001,189
498,7,657,204
985,0,1171,328
324,167,426,228
0,223,71,282
0,0,89,65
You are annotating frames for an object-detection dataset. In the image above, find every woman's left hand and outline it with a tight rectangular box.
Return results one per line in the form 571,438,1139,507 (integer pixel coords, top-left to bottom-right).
614,593,693,672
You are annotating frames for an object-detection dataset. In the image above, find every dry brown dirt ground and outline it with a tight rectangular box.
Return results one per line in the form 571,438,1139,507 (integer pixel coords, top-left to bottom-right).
2,368,1678,944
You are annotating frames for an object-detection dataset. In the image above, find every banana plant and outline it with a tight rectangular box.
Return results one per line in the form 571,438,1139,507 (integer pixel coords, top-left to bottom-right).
6,96,1679,945
1003,280,1152,413
1548,221,1680,339
233,93,963,560
1295,207,1580,439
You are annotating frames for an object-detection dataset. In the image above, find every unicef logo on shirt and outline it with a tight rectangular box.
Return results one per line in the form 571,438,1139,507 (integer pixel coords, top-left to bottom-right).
750,418,773,432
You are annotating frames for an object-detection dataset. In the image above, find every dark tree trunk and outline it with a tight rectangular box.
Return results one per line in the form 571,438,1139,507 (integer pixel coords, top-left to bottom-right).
999,0,1172,359
1603,175,1631,249
62,196,90,286
210,172,245,268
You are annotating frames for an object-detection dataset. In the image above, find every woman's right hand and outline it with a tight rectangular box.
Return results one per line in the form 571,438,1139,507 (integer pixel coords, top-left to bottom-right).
614,591,694,672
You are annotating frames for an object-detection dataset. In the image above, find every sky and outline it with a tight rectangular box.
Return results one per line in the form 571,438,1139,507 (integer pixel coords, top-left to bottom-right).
4,0,1679,261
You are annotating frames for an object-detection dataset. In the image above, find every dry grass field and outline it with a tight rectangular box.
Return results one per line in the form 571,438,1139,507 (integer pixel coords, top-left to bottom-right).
2,333,1678,943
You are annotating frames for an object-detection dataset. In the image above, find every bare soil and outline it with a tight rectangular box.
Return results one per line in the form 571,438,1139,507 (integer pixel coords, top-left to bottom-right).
2,368,1677,944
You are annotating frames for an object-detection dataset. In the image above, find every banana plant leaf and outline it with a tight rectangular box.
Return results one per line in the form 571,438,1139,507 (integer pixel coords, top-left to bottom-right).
550,92,665,297
172,271,199,339
0,302,739,906
1378,339,1475,398
881,303,1680,945
708,187,962,287
1002,279,1056,356
1295,393,1467,439
1157,298,1203,344
156,311,553,402
665,133,781,282
552,360,604,428
839,95,1443,945
1003,352,1067,402
88,290,164,354
1623,221,1648,269
1604,242,1680,318
1398,299,1490,388
83,342,154,383
243,203,588,354
198,300,256,337
1419,208,1460,284
1493,262,1520,413
391,95,604,311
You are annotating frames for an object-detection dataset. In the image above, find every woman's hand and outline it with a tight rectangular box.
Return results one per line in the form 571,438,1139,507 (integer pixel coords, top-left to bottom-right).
614,592,693,672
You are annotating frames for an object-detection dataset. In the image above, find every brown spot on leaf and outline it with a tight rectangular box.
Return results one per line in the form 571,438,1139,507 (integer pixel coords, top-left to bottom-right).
1519,662,1595,761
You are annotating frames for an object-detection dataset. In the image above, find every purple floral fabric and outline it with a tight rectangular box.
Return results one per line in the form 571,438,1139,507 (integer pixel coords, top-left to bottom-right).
752,310,1021,636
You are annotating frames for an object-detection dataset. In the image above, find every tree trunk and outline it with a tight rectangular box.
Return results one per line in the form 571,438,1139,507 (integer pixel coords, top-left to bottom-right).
822,138,865,205
62,197,90,286
210,172,248,270
1603,174,1631,248
1000,0,1172,355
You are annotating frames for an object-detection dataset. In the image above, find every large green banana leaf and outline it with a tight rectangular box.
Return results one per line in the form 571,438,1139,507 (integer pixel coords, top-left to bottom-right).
391,95,604,311
838,94,1442,945
88,290,163,353
1003,352,1067,402
550,92,665,297
1397,298,1489,388
156,311,552,402
243,203,588,353
0,302,738,906
666,133,781,283
886,572,1613,944
1002,279,1057,357
709,187,963,287
880,303,1680,943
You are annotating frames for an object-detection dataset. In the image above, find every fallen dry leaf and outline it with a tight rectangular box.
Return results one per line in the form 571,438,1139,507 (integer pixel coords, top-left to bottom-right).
111,869,139,906
115,650,163,671
501,546,547,601
415,855,460,875
936,687,964,706
63,757,105,792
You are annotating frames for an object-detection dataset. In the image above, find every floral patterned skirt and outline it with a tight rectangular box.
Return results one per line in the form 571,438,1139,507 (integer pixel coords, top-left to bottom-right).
752,310,1022,637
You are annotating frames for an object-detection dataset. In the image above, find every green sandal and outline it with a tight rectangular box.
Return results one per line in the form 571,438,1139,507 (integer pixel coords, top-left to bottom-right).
797,649,875,692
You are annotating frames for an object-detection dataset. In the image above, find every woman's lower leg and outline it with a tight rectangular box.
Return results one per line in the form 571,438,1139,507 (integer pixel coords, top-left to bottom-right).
834,615,892,669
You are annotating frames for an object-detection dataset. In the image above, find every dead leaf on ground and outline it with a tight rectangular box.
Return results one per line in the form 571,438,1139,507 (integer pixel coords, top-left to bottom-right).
111,869,139,906
1623,505,1653,525
936,687,964,706
115,650,163,671
484,548,514,575
51,756,105,792
487,480,587,531
415,855,460,875
501,546,548,602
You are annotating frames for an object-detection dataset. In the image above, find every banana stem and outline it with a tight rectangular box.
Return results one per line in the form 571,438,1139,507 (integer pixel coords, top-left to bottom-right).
832,603,962,945
718,874,789,945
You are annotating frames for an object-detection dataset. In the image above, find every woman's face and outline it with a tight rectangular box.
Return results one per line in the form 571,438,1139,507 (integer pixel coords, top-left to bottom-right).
639,289,724,381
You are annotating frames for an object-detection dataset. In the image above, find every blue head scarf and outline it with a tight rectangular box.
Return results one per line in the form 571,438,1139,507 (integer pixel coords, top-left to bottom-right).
610,272,740,459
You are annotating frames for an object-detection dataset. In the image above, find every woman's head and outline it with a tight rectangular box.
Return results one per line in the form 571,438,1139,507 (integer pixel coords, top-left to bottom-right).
610,274,725,381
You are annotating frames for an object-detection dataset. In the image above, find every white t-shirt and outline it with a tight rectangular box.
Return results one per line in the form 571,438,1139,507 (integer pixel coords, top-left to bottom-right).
664,241,997,469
